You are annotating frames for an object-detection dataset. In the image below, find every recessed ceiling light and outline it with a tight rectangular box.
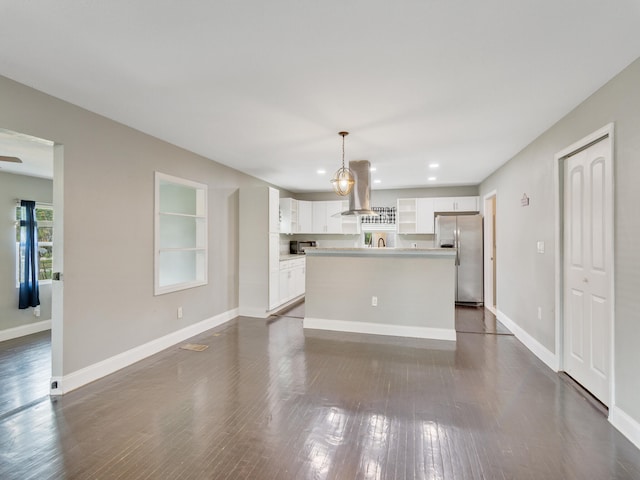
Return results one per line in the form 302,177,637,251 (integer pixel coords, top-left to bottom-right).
370,166,377,172
317,169,326,175
374,179,381,184
429,163,439,169
428,176,437,181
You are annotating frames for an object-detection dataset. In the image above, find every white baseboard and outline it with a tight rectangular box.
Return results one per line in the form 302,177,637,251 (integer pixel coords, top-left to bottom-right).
53,308,238,395
49,376,63,396
304,317,456,342
239,296,304,319
238,306,269,318
610,405,640,450
497,310,559,371
0,319,51,342
497,310,640,452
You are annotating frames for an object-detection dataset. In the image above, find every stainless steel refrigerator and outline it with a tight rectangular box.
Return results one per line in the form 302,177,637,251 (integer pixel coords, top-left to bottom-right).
435,214,483,305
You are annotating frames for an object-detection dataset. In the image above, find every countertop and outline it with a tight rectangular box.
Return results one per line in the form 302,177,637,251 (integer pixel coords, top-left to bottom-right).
304,247,456,258
279,254,307,261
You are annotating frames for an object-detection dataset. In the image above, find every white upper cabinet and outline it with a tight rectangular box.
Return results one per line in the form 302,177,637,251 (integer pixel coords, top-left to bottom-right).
398,196,479,234
396,198,417,234
280,199,355,235
434,196,479,212
312,200,343,234
326,201,343,233
312,201,327,233
298,200,313,233
279,198,298,234
416,198,435,234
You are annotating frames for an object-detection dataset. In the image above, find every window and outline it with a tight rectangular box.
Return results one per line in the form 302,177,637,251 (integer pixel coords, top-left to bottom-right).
155,172,208,295
16,203,54,286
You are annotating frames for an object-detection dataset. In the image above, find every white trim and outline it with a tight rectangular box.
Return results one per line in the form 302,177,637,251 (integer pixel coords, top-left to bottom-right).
496,310,559,371
51,142,64,384
303,317,456,342
239,295,306,319
610,406,640,450
51,308,238,395
482,189,497,312
154,171,208,296
554,123,615,407
0,319,51,342
238,306,270,319
49,376,63,396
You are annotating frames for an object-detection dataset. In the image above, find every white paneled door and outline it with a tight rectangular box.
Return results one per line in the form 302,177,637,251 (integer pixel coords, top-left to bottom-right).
563,136,611,406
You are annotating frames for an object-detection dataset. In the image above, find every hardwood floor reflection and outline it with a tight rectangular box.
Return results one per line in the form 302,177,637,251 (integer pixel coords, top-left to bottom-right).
1,316,639,479
0,330,51,419
454,305,512,335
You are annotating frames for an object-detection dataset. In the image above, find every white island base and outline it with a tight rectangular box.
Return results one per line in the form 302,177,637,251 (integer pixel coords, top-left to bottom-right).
303,248,457,341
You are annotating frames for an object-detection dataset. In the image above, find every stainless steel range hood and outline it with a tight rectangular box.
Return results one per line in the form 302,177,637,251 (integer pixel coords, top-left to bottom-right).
340,160,378,216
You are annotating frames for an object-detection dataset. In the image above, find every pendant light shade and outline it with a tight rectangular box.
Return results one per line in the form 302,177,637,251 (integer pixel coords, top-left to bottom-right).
331,131,355,196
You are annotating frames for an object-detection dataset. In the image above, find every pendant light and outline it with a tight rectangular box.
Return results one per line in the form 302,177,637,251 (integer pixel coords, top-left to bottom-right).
330,131,355,196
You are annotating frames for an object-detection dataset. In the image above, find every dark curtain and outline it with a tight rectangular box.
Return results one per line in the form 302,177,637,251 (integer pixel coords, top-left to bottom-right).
19,200,40,309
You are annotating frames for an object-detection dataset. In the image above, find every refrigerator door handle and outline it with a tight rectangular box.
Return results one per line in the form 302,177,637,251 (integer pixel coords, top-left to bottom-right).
455,225,460,266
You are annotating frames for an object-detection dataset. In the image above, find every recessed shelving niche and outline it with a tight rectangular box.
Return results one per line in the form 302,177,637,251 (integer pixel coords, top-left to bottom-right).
154,172,207,295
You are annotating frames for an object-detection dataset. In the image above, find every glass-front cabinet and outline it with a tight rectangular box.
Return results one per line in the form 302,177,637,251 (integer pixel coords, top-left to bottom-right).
155,172,208,295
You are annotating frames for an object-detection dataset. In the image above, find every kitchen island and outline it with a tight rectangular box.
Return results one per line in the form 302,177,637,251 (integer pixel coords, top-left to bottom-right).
304,247,457,341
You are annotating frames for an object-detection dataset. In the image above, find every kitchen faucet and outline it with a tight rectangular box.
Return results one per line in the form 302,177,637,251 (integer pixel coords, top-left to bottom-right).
378,237,386,248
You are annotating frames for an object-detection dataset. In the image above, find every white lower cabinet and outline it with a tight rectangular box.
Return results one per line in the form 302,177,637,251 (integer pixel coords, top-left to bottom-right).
292,258,305,297
279,265,291,304
279,257,305,304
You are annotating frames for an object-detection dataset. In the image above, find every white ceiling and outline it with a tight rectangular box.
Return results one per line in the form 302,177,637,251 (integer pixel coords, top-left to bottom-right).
0,129,53,178
1,1,639,190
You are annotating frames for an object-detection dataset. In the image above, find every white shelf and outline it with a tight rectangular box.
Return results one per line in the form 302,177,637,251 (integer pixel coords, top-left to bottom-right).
155,172,208,295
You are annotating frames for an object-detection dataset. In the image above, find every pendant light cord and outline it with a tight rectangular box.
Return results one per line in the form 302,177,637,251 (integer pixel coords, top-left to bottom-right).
339,131,349,169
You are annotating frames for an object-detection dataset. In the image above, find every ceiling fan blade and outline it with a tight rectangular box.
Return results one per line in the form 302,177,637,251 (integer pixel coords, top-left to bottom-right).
0,155,22,163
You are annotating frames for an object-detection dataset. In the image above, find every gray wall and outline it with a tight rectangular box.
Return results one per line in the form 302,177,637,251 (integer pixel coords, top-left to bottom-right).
0,172,53,329
296,185,479,205
305,254,455,330
480,58,640,423
0,75,270,375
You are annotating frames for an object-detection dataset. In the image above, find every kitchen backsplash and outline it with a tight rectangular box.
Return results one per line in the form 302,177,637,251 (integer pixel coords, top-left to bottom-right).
361,206,396,225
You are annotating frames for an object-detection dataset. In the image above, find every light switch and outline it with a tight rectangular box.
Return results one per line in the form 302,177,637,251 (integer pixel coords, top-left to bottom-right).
537,241,545,254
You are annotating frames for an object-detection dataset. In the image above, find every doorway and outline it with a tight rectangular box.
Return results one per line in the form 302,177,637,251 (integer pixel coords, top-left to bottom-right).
0,128,63,402
555,124,614,407
483,191,497,314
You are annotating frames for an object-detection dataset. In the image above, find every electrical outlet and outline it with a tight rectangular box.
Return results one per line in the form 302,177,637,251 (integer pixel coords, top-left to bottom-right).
411,242,418,248
177,306,183,319
371,296,378,307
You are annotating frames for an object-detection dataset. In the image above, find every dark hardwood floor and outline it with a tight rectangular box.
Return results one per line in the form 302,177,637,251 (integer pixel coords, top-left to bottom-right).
1,309,639,479
0,330,51,420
